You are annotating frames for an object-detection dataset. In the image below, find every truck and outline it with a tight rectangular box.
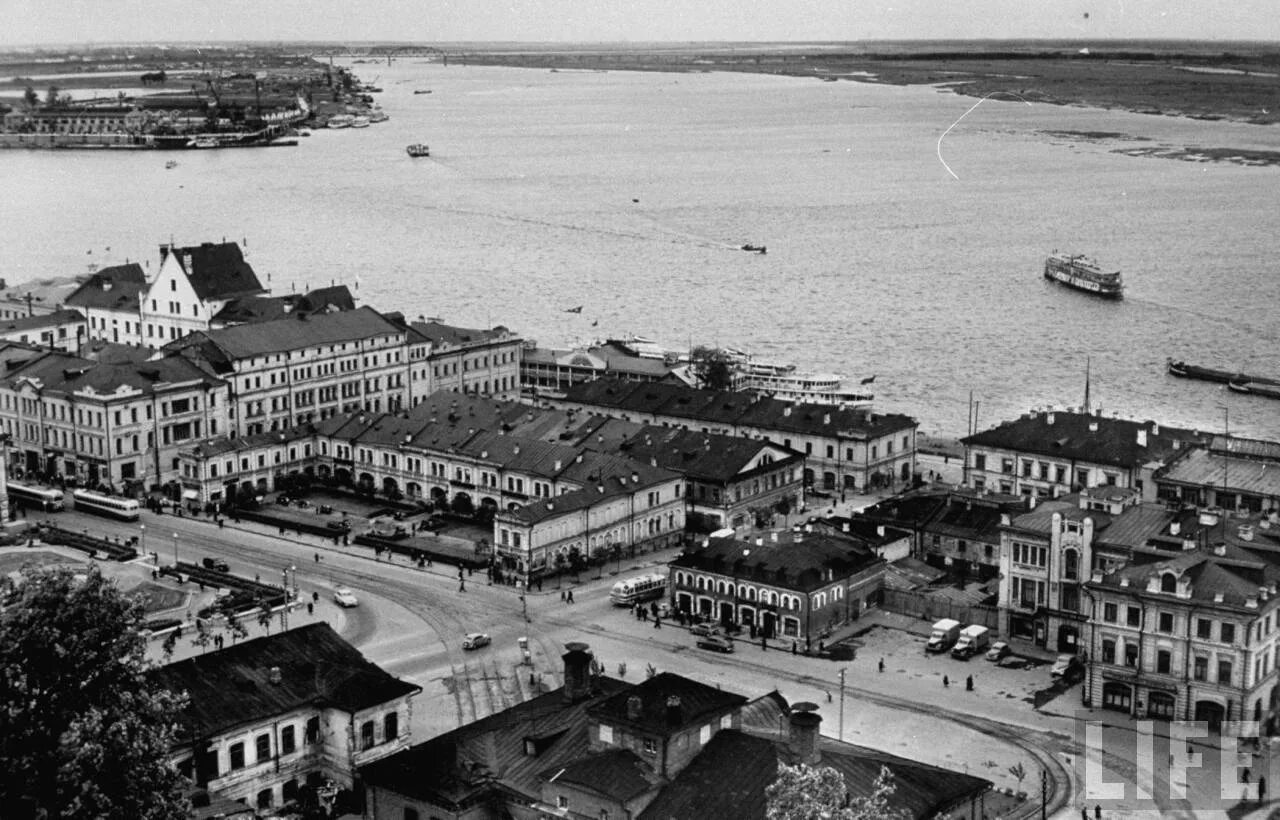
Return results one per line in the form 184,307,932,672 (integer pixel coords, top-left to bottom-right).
926,618,961,653
951,625,991,659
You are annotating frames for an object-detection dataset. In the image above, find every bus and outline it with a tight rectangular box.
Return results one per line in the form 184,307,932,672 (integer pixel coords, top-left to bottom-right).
6,481,66,512
72,490,141,521
609,572,668,607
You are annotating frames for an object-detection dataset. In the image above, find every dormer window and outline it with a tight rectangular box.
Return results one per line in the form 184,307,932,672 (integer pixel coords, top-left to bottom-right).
642,738,657,756
1161,573,1177,594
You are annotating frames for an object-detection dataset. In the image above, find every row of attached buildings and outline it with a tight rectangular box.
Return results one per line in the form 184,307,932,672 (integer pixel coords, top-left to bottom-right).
861,407,1280,731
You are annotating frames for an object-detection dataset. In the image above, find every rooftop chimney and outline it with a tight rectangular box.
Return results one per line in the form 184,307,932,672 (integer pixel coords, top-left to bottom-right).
1170,520,1181,537
562,642,593,703
268,666,282,685
788,709,822,765
1047,412,1055,425
665,695,682,726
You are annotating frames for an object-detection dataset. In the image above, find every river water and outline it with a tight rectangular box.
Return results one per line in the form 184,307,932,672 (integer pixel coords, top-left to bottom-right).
3,60,1279,440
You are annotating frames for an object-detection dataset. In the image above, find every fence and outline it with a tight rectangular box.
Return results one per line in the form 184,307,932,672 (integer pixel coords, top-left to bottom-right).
880,587,1001,631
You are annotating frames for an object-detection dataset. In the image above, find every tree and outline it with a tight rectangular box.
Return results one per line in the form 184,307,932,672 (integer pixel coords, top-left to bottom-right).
689,345,737,391
44,85,60,107
0,565,189,819
1008,761,1027,794
765,763,911,820
22,85,38,109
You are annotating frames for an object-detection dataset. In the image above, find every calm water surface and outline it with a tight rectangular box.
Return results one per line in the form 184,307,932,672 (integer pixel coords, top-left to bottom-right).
3,61,1279,439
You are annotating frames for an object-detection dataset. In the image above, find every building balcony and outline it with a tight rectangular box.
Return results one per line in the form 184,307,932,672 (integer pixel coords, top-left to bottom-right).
450,479,476,490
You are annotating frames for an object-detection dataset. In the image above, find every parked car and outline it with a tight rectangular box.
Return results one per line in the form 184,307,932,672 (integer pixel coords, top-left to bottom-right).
332,587,359,608
1051,654,1084,681
690,622,721,638
325,520,351,532
696,634,734,653
986,641,1011,662
463,632,492,651
201,556,230,573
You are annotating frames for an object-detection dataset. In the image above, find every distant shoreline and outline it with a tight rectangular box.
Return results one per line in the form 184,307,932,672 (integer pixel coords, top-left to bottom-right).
449,44,1280,129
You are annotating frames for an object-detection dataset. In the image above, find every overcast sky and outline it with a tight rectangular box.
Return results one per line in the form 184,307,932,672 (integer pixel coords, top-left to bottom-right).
4,0,1275,47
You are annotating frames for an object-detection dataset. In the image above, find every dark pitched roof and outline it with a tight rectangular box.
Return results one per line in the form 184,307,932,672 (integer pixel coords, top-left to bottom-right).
410,320,516,349
0,308,84,333
962,410,1207,469
212,286,358,325
359,675,631,809
64,262,147,311
541,748,657,803
168,242,266,301
587,672,747,734
671,533,882,591
639,727,992,820
7,349,223,396
613,425,802,484
169,306,402,360
149,623,421,742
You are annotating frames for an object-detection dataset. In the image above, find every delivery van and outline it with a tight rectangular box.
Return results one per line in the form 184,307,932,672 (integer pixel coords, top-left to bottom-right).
926,618,961,653
951,625,991,659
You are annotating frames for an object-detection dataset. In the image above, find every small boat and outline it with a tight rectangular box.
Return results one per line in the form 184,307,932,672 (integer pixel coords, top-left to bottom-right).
741,244,767,254
350,116,371,128
328,114,354,129
187,136,219,149
165,160,178,169
1044,252,1124,298
406,144,430,157
413,89,433,95
369,110,389,123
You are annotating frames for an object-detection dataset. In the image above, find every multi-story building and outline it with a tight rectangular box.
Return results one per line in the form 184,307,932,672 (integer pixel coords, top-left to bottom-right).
669,529,885,642
521,339,685,396
998,488,1142,651
1156,435,1280,515
178,426,317,507
165,306,413,435
1084,513,1280,730
962,409,1208,501
406,319,523,402
360,645,991,820
919,488,1027,582
151,623,420,815
0,346,229,490
0,308,86,353
493,459,685,581
550,379,917,496
608,424,805,533
68,242,269,348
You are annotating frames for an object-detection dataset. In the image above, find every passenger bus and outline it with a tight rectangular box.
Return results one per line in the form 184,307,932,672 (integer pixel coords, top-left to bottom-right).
6,481,66,512
609,572,668,607
71,490,141,521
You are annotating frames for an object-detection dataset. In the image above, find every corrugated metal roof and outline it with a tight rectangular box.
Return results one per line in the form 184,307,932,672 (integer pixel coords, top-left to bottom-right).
1159,447,1280,499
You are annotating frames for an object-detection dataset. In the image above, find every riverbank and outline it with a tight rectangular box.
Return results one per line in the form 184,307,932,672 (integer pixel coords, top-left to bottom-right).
450,41,1280,129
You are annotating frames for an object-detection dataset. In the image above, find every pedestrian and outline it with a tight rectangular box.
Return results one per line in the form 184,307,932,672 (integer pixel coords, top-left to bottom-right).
653,617,661,629
561,590,567,602
878,657,885,673
943,675,949,687
792,641,797,655
459,580,466,592
218,517,224,529
1080,805,1089,820
567,590,574,604
312,590,319,603
826,690,832,702
1258,776,1267,803
314,552,320,563
761,636,767,651
1094,804,1101,819
307,602,314,615
966,675,974,691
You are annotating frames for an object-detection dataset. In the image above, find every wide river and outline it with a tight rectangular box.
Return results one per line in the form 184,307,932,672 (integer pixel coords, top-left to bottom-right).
3,60,1279,440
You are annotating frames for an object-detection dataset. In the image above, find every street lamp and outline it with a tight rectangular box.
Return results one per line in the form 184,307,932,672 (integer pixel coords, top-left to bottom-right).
172,532,179,568
838,668,847,741
281,565,296,630
139,524,147,562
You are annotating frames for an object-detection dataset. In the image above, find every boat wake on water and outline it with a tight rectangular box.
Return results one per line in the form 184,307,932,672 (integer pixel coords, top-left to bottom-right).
1123,294,1280,344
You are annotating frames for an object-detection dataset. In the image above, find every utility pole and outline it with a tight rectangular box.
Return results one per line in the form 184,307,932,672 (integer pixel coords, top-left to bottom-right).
1040,767,1047,820
172,532,179,568
838,668,846,740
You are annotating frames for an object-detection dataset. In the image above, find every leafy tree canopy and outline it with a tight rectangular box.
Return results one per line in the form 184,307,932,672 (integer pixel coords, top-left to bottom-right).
0,565,189,820
689,345,737,392
765,763,912,820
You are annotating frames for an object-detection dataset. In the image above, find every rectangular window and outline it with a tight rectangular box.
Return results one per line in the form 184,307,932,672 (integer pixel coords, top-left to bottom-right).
1194,656,1208,681
1127,607,1141,628
1197,618,1212,639
1103,603,1118,623
1156,650,1171,674
255,733,270,762
642,738,657,756
599,724,613,744
1101,639,1116,664
1219,659,1233,685
229,742,245,770
384,712,398,741
1158,612,1174,633
281,726,295,754
973,453,986,471
1124,644,1138,668
305,717,320,744
361,720,375,750
1222,623,1236,644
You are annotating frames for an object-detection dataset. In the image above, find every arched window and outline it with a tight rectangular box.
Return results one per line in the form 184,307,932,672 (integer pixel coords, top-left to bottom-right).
1161,573,1177,593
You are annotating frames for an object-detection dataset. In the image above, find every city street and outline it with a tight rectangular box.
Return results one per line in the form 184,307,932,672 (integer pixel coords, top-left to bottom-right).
32,502,1275,818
